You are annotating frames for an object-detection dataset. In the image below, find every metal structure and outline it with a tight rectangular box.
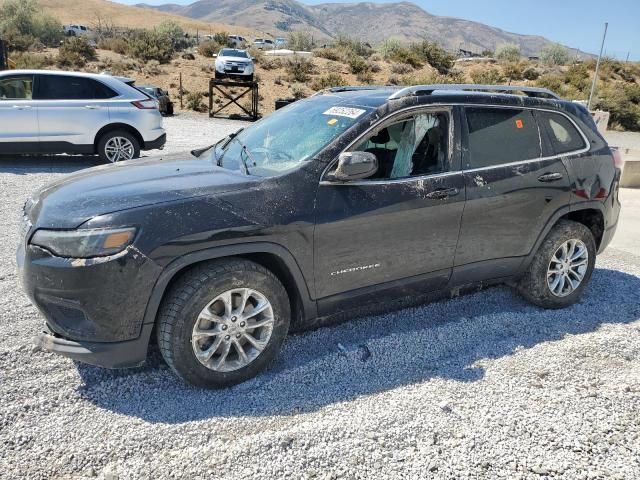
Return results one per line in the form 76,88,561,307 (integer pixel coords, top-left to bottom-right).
0,40,8,71
389,84,560,100
588,22,609,111
209,79,259,120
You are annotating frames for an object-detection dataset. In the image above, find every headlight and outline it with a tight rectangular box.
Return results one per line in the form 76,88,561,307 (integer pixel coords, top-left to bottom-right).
30,227,137,258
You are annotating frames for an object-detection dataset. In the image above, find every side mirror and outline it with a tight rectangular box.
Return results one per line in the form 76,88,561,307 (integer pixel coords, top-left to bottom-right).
332,151,378,181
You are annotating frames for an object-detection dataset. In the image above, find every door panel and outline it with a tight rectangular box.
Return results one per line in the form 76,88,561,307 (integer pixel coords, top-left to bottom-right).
0,74,38,146
314,173,466,299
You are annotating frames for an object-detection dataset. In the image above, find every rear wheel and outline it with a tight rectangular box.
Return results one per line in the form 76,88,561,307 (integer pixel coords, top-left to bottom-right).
518,220,596,309
97,130,140,163
157,259,291,388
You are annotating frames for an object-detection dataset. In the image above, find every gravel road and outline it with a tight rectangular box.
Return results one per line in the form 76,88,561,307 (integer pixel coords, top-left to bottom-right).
1,116,639,479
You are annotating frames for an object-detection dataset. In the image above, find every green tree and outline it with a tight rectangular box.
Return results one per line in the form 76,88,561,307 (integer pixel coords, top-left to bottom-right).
495,43,521,62
541,43,570,66
0,0,63,50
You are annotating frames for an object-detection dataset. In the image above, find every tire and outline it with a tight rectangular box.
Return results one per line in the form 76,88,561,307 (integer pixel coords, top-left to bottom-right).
214,71,224,80
157,259,291,388
517,220,596,309
97,130,140,163
248,73,254,82
166,103,174,116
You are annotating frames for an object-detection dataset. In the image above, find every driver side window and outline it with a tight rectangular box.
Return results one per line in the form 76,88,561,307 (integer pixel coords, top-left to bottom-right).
353,111,449,180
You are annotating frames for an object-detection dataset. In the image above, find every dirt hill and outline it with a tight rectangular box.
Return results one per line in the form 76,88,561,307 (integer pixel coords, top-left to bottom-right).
38,0,255,36
137,0,591,57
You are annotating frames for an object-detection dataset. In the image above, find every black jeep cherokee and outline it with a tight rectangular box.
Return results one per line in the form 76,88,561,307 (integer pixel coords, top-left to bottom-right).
18,84,622,387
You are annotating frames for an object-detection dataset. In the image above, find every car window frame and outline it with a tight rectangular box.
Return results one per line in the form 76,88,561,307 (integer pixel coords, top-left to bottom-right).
536,109,588,157
460,105,590,172
321,105,456,185
0,74,35,101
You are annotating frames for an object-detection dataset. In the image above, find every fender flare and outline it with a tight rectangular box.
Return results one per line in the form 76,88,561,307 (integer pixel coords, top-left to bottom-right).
141,242,317,328
518,201,606,274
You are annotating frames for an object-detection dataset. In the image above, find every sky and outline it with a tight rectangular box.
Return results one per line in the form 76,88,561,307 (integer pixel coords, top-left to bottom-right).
116,0,640,60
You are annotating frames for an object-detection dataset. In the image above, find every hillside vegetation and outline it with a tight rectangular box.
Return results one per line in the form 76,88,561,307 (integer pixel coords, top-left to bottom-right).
2,1,638,130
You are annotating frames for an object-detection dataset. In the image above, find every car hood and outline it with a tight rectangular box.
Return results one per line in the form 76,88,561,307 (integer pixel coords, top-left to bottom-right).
27,153,259,229
217,56,251,63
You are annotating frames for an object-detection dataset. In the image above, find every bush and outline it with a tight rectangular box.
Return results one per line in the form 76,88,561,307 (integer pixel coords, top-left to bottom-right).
285,55,315,82
522,67,540,81
11,51,53,69
57,36,97,67
379,38,404,59
259,57,283,70
391,62,412,74
564,63,591,93
541,43,570,66
126,29,174,63
495,43,521,63
0,0,63,50
334,35,373,58
410,40,455,74
291,83,310,100
470,67,504,84
595,84,640,131
356,70,374,84
310,73,348,90
502,61,526,81
347,54,368,74
535,73,564,93
287,31,313,51
185,91,206,112
198,40,220,58
313,47,342,61
98,37,128,55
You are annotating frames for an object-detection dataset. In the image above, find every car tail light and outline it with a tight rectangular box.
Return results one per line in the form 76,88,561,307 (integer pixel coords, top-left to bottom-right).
611,148,625,170
131,99,157,110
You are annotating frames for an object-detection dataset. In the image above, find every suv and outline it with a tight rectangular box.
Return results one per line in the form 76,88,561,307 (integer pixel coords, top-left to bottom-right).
0,70,166,162
19,84,622,388
214,49,254,81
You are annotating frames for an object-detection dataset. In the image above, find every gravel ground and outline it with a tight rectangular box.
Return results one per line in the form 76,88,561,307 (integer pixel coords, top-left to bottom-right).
1,117,639,479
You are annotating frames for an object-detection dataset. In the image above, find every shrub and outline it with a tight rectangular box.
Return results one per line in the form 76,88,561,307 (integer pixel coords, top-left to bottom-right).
387,74,401,85
595,84,640,131
356,70,374,84
11,51,53,69
126,29,174,63
287,31,313,51
541,43,570,66
310,73,348,90
334,35,373,58
259,57,283,70
522,67,540,81
0,0,63,50
285,55,315,82
410,40,454,74
98,37,128,55
185,91,206,112
198,40,220,58
379,38,404,59
57,36,97,67
502,61,526,81
391,62,413,74
470,67,504,84
564,63,591,92
313,47,341,61
535,73,564,92
367,61,381,73
390,46,423,69
347,54,368,74
495,43,521,62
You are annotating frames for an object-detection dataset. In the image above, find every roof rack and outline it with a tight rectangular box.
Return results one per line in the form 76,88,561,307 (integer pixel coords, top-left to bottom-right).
388,84,560,100
313,86,384,96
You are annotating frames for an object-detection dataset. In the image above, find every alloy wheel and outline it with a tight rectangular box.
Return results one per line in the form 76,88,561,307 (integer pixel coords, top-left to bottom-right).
104,136,135,162
546,239,589,297
191,288,275,372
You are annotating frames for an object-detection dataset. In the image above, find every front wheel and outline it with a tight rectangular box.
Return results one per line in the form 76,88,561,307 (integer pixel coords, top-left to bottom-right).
97,130,140,163
517,220,596,309
157,259,291,388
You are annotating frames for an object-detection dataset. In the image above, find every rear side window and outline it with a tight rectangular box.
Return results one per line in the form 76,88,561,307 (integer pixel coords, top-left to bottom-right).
0,76,34,100
37,75,117,100
537,111,586,155
465,108,541,168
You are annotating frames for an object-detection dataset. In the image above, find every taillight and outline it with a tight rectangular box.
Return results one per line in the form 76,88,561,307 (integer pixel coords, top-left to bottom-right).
131,99,157,110
611,148,625,170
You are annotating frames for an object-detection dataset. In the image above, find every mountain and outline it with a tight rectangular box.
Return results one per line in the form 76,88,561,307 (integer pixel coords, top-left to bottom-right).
37,0,254,36
135,0,588,57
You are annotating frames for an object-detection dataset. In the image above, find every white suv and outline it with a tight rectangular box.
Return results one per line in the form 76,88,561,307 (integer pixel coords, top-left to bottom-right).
0,70,166,162
214,49,254,82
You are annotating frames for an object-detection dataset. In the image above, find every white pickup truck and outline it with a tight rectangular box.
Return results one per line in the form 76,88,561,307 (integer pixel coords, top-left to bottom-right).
63,24,92,37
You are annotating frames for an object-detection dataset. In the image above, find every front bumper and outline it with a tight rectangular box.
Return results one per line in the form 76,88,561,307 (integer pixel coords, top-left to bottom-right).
34,323,153,369
143,133,167,151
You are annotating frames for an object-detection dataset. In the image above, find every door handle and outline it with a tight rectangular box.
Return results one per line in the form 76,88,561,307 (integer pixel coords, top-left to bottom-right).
426,187,459,200
85,105,101,110
538,172,564,182
12,105,32,110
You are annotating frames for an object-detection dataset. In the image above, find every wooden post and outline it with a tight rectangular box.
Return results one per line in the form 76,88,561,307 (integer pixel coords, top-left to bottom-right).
179,72,183,110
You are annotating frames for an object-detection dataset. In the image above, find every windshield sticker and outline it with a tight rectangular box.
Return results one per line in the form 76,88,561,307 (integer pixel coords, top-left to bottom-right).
323,107,366,119
327,118,338,126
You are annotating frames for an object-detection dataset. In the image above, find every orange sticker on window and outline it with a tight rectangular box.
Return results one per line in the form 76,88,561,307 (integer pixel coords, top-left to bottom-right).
515,119,524,129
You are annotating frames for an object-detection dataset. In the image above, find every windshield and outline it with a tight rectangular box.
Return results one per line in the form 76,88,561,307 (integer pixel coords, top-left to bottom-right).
220,49,248,58
204,97,373,177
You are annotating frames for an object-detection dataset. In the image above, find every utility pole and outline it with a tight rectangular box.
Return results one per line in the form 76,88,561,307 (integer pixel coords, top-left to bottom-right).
625,52,630,63
588,22,608,111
